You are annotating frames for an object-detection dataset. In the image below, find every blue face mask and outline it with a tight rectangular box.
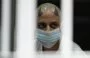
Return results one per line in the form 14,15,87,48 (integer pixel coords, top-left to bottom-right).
36,28,61,48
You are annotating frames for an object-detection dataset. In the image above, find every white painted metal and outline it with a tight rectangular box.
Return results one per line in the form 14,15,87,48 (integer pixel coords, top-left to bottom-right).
1,0,11,57
16,0,36,58
60,0,73,58
1,0,11,54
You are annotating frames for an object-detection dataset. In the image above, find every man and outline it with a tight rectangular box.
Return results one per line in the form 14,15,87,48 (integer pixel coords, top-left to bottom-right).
36,3,87,57
36,3,60,51
35,3,88,58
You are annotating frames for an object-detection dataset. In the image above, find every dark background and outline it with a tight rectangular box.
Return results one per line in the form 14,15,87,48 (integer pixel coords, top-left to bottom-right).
74,0,90,50
37,0,60,8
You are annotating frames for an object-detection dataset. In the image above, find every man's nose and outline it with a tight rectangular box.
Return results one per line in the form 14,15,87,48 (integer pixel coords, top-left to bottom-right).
46,25,51,32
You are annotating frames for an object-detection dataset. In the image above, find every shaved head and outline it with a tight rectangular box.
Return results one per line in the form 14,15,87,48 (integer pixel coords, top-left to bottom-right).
38,3,60,17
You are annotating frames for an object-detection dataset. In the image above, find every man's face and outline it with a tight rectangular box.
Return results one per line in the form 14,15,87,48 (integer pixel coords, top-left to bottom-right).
37,11,60,31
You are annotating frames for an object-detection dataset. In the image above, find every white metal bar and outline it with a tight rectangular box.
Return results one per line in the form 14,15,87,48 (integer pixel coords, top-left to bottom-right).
1,0,11,56
60,0,73,58
16,0,36,58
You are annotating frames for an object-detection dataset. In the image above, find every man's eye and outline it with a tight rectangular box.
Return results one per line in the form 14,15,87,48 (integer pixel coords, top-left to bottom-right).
38,22,46,29
50,22,59,29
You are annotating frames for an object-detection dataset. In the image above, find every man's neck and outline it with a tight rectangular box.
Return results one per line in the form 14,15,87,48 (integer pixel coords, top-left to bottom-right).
42,40,60,51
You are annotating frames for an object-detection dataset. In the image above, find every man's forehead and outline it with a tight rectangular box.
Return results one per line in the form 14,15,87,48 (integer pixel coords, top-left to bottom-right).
38,12,59,21
39,15,59,22
41,12,57,17
40,14,59,18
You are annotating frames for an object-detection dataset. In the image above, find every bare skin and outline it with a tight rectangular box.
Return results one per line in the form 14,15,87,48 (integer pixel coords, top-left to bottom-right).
37,11,60,51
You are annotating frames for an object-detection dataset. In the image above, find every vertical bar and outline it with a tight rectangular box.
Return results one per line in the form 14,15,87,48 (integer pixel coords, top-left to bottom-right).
0,0,2,51
61,0,73,57
16,0,36,58
1,0,11,56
